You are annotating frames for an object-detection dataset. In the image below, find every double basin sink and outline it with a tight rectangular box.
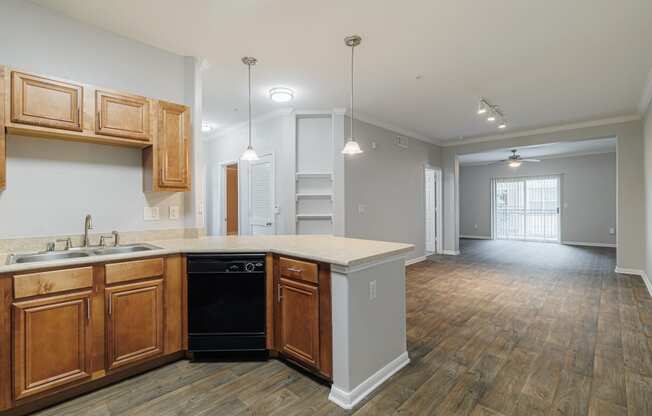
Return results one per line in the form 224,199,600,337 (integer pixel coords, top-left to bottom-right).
7,243,161,265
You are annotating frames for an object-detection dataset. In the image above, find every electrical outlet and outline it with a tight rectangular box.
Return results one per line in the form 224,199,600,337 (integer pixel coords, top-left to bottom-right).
609,227,615,235
151,207,160,220
169,206,180,220
358,204,366,214
369,280,377,301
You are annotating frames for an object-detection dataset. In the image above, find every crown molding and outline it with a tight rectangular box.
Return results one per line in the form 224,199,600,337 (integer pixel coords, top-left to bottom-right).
440,114,641,147
348,111,439,144
639,67,652,116
204,108,293,140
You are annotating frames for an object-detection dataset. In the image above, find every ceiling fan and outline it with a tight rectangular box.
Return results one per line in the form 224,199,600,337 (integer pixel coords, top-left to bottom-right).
493,149,540,167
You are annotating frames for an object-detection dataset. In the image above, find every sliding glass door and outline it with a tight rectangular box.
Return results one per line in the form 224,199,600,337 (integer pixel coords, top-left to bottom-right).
492,175,560,242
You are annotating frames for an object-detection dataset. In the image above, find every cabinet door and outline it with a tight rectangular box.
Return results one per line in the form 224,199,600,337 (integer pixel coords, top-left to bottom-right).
95,90,150,141
13,291,92,400
11,71,83,131
158,101,190,190
106,279,163,370
279,277,320,369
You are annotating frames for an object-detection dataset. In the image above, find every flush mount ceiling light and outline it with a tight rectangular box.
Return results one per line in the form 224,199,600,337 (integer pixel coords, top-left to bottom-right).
341,34,363,155
269,87,294,103
477,98,508,130
240,56,259,161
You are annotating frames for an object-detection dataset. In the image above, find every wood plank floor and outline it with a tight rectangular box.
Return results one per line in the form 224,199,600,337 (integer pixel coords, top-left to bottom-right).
34,240,652,416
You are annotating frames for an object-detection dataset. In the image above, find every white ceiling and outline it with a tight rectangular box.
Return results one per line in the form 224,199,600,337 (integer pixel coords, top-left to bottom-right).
458,137,617,165
33,0,652,143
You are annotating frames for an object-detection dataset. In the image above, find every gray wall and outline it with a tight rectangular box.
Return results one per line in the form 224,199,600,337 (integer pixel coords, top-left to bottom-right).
442,120,645,271
460,152,617,245
0,1,189,238
344,117,441,260
645,102,652,277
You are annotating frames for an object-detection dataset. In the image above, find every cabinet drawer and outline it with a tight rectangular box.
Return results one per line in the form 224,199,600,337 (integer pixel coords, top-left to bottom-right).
14,267,93,299
105,258,164,285
279,257,318,284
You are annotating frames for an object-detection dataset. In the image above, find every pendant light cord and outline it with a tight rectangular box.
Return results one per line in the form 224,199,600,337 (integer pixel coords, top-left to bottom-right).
350,43,355,142
248,62,252,148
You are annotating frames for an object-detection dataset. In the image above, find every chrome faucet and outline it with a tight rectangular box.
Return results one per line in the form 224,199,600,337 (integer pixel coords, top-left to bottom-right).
83,214,93,247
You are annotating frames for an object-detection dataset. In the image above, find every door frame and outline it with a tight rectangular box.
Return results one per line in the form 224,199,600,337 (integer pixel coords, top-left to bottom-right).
424,165,443,255
248,152,276,235
218,159,242,236
491,174,562,243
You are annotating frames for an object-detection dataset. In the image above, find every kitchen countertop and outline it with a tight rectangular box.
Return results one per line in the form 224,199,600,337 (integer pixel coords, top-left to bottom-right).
0,235,414,274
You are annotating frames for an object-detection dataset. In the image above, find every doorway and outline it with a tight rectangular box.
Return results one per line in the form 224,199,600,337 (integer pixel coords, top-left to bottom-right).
225,163,239,235
425,166,443,255
492,175,561,242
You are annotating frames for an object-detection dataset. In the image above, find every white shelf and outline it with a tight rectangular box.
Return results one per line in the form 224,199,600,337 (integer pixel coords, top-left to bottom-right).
296,193,333,200
296,172,333,180
296,214,333,220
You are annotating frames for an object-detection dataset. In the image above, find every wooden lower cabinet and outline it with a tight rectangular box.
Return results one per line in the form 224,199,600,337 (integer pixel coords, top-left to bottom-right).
106,279,164,370
12,290,93,400
278,277,321,369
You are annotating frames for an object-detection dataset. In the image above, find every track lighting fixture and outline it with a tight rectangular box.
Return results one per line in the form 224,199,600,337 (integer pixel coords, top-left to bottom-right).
476,98,507,130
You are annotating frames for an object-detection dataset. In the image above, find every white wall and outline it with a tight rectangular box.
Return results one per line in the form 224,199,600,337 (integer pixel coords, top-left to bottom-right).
644,101,652,277
442,120,645,271
204,112,293,236
0,0,191,238
344,117,442,261
460,152,617,245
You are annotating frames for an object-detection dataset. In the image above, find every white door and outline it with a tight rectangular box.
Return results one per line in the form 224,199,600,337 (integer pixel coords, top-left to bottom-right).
249,154,275,235
425,168,436,254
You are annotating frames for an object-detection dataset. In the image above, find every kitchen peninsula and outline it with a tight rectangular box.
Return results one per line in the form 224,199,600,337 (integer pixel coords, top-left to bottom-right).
0,235,413,414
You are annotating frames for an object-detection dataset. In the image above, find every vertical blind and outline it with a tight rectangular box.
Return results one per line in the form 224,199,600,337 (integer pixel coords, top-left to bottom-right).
492,175,560,242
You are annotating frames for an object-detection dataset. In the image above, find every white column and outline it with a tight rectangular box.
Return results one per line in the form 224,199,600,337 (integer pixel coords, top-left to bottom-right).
332,108,346,236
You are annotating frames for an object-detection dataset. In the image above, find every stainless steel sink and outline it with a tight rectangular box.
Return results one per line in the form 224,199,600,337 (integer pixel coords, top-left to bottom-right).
6,243,161,265
92,244,160,255
11,251,91,264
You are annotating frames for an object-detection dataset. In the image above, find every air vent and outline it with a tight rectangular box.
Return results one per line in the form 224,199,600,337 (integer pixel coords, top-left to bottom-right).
395,136,408,149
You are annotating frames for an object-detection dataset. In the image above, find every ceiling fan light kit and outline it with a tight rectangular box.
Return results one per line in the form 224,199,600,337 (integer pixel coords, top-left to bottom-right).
477,98,508,130
497,149,541,168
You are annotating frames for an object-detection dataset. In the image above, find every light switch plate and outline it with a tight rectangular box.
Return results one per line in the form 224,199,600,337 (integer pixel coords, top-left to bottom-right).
169,206,180,220
151,207,160,220
358,204,366,214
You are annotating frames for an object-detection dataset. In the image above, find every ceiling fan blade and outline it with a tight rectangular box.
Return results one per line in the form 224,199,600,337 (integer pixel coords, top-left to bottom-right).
520,159,541,162
489,160,509,165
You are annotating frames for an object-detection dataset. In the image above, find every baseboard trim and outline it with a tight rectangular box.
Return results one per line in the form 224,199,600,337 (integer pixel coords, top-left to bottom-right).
615,267,652,297
405,256,427,266
328,351,410,410
562,241,617,248
460,235,491,240
441,249,461,256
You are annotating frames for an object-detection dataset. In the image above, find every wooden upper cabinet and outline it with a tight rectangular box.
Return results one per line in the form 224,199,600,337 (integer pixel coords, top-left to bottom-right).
10,71,83,132
95,90,150,141
157,101,190,190
278,277,321,369
106,279,164,370
13,291,93,400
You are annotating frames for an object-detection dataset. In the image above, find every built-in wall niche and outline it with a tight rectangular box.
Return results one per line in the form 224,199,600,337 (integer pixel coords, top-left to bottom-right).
295,115,334,235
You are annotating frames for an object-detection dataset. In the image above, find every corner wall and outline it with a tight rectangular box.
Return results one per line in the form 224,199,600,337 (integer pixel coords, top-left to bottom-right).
344,117,442,261
644,102,652,280
460,152,617,245
0,0,191,238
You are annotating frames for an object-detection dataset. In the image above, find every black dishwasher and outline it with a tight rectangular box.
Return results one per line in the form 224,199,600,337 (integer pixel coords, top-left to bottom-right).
187,253,266,353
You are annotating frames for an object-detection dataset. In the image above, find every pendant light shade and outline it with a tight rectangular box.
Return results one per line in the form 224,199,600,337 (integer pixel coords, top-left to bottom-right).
342,140,363,155
240,56,259,161
342,35,363,155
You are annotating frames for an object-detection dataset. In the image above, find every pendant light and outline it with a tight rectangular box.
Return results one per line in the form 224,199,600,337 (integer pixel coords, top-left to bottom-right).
342,35,363,155
240,56,259,161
